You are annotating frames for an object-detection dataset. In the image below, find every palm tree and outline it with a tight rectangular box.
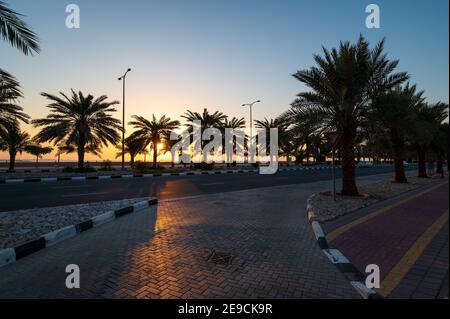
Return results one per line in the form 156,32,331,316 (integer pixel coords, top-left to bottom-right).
182,108,227,163
24,144,53,168
128,115,180,168
116,134,147,166
411,102,449,178
254,118,289,162
287,36,408,195
160,130,185,168
0,1,40,86
371,84,425,183
222,117,246,165
0,124,30,171
0,72,29,133
32,90,122,169
281,112,324,165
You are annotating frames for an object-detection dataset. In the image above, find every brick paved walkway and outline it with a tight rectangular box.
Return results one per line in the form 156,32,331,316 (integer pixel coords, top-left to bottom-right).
0,181,363,299
326,181,449,299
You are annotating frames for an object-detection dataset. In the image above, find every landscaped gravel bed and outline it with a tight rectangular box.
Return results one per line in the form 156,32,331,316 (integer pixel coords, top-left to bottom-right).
310,175,446,222
0,198,148,248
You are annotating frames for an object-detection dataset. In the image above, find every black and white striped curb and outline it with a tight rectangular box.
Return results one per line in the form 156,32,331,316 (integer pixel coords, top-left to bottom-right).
0,198,158,268
306,197,382,299
0,166,339,184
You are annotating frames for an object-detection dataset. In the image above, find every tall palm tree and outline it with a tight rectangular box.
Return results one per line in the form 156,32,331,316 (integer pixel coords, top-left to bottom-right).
287,36,408,195
0,75,29,133
411,102,448,178
24,144,53,168
182,108,227,162
116,134,147,166
32,90,122,169
371,84,425,183
0,124,30,171
128,115,180,168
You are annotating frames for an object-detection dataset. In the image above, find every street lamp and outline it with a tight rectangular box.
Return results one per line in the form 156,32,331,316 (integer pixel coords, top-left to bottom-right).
242,100,261,163
118,68,131,170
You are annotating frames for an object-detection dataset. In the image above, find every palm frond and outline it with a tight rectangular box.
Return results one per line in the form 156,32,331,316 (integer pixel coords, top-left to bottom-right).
0,1,40,55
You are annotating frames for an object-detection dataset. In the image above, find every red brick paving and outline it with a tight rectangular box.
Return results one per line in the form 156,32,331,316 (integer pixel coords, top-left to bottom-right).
330,182,449,283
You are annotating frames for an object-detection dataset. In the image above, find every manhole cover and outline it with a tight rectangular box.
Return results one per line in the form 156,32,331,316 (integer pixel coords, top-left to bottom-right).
208,250,234,266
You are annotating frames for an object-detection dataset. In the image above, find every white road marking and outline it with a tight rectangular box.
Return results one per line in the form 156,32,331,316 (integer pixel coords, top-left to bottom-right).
61,192,108,198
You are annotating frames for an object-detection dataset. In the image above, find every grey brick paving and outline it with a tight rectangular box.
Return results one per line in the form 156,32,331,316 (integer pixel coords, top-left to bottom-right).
0,181,361,299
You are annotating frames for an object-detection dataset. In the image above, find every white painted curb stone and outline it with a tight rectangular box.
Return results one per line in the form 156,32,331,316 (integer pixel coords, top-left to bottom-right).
92,211,115,227
44,225,77,247
311,221,325,240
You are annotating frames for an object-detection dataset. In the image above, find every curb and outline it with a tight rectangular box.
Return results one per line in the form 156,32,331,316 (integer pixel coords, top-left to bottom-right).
0,166,339,184
0,198,158,268
306,197,382,299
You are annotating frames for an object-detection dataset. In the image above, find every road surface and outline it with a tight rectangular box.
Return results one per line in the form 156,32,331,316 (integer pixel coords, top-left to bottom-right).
0,165,417,212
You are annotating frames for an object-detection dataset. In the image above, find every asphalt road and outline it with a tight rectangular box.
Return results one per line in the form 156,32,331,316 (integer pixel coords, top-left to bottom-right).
0,165,417,212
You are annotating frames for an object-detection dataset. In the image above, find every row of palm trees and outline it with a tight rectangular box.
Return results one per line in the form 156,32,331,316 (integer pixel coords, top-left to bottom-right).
279,36,448,195
1,1,448,197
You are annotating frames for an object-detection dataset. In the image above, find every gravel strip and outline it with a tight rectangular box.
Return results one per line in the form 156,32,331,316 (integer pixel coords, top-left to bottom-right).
310,176,445,222
0,198,148,248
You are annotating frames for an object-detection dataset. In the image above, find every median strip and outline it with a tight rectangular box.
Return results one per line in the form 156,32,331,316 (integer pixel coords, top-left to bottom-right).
0,166,337,185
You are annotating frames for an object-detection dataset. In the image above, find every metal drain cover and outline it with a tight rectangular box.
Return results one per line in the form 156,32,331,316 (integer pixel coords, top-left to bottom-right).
208,250,234,266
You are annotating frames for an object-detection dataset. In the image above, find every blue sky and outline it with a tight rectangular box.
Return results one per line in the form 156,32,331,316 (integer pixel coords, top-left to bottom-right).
1,0,448,160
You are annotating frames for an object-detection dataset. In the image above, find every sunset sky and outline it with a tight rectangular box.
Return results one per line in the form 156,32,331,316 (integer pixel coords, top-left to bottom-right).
1,0,449,162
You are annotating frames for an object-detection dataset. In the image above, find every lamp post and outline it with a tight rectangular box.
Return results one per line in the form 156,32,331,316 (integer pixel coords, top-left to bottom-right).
242,100,261,163
118,68,131,170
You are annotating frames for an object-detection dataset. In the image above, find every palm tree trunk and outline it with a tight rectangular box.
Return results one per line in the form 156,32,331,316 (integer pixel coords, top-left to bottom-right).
130,155,135,167
36,155,39,168
77,146,85,169
394,157,407,183
306,144,310,165
340,133,358,196
436,156,443,175
8,150,16,172
152,144,158,169
392,137,407,183
417,149,427,178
